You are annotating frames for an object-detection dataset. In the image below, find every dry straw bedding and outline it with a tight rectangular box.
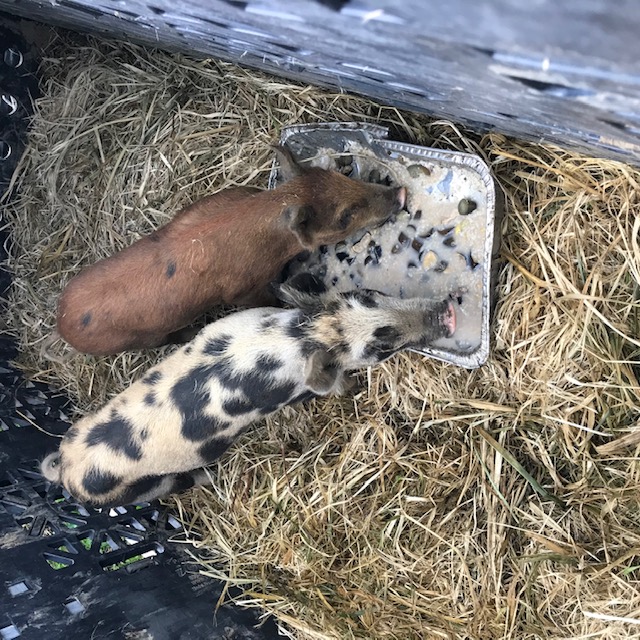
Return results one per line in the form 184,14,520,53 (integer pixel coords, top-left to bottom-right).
3,32,640,640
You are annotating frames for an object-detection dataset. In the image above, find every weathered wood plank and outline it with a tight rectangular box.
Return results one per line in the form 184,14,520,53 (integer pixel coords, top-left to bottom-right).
0,0,638,163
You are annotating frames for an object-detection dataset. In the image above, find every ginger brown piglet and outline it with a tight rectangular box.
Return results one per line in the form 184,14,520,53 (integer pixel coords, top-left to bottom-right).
53,147,406,356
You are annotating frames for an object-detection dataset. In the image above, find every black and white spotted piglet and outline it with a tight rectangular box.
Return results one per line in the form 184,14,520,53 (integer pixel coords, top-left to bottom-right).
41,283,456,507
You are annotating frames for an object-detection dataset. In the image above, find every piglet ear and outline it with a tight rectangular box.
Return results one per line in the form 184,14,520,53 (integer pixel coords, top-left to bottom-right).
274,281,320,311
272,145,306,182
274,266,328,311
286,273,327,296
284,203,315,249
304,350,341,395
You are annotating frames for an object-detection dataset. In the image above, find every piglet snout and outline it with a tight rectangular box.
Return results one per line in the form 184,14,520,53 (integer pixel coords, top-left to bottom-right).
440,301,456,337
421,300,456,342
395,186,407,210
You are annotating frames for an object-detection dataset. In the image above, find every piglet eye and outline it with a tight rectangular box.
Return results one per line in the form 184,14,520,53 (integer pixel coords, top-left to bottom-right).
339,209,353,229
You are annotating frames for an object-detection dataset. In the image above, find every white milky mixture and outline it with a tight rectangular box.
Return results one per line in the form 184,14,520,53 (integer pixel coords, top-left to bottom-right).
285,142,489,356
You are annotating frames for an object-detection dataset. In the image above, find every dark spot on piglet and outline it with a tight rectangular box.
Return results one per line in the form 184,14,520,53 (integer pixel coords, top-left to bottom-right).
199,437,233,463
204,334,232,356
258,381,297,415
82,467,121,496
208,358,243,390
363,342,398,361
81,312,92,328
256,354,283,373
171,362,232,441
286,318,306,341
143,371,162,385
364,326,403,361
182,414,230,441
300,338,323,358
143,392,156,406
223,397,254,416
85,414,142,461
166,261,177,279
118,474,164,505
373,326,402,343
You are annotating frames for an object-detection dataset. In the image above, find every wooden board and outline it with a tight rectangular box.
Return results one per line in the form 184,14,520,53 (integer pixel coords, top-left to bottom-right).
0,0,638,164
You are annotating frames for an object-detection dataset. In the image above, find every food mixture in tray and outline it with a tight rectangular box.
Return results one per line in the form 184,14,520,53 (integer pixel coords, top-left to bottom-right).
274,125,497,368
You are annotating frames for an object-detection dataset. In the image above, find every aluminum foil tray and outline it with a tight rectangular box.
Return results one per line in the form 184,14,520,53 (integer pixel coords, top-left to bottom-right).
270,122,498,369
